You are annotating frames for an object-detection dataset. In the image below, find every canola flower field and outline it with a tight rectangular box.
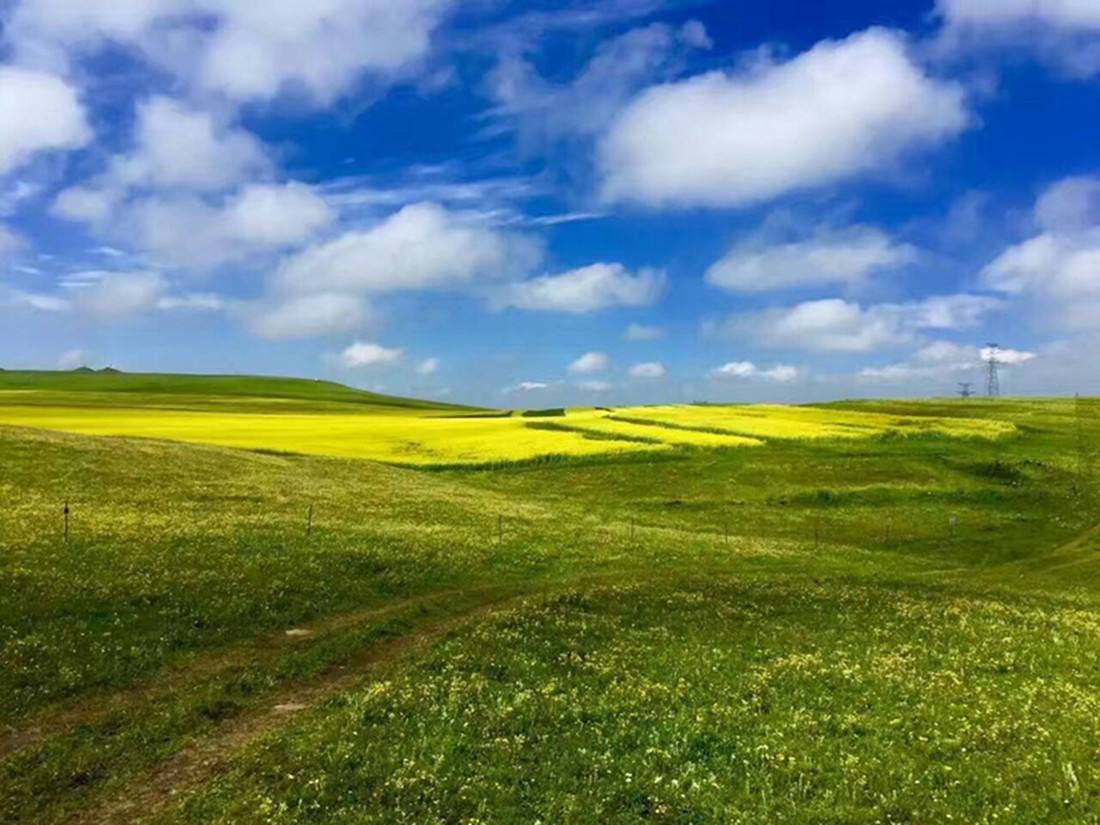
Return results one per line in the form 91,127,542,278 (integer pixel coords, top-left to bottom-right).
0,385,1011,466
2,371,1100,824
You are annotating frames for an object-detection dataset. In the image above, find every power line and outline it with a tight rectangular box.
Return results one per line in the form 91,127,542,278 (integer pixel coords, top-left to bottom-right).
984,343,1001,398
957,382,973,399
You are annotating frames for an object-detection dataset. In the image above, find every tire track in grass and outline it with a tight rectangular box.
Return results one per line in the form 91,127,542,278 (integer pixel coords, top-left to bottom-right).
0,587,477,763
67,591,538,825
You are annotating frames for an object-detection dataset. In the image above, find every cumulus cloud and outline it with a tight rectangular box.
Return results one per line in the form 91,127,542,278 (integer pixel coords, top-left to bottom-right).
706,225,917,294
247,292,368,340
859,340,1036,382
599,28,970,208
276,202,539,295
936,0,1100,77
568,351,610,374
57,182,333,271
56,348,89,370
10,0,455,106
54,97,269,219
417,357,440,375
71,271,164,319
495,263,665,314
51,98,331,271
0,66,89,174
502,380,551,394
714,294,1000,353
118,97,269,192
981,175,1100,331
577,379,612,392
1,286,70,312
709,361,800,382
0,225,23,257
624,322,664,341
629,361,666,378
337,341,403,369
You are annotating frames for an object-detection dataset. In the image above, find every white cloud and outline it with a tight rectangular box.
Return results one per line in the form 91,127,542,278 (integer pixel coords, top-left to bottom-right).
624,322,664,341
156,292,227,312
982,345,1037,366
568,351,610,374
51,97,331,271
59,183,333,272
705,225,917,293
11,0,455,106
981,176,1100,331
53,185,118,223
417,357,440,375
247,292,368,340
488,20,710,143
709,361,800,382
53,98,270,217
629,361,666,378
0,66,90,174
502,380,551,394
599,28,970,208
859,340,1036,383
1,286,70,312
56,348,88,369
577,379,612,392
195,1,453,104
496,263,665,314
276,202,539,295
0,225,23,257
936,0,1100,77
938,0,1100,28
222,183,334,246
72,271,164,319
337,341,403,369
115,97,269,192
1036,176,1100,232
716,295,1000,353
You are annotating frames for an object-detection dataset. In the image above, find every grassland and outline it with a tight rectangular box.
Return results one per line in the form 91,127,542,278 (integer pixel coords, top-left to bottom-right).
2,371,1099,823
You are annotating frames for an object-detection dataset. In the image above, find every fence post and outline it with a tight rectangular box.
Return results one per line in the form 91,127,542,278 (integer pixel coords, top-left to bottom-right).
63,500,69,543
814,515,820,550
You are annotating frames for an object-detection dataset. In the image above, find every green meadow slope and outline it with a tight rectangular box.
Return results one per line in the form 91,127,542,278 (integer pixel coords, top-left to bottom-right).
1,382,1099,823
0,369,475,412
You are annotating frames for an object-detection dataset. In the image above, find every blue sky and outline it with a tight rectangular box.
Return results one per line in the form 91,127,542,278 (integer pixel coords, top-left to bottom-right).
2,0,1100,406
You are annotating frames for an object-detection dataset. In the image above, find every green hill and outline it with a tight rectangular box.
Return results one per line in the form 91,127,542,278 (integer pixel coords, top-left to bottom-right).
0,369,477,413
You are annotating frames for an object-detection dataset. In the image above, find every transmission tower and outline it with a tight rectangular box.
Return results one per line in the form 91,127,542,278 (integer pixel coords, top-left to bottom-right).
984,343,1001,398
957,382,973,399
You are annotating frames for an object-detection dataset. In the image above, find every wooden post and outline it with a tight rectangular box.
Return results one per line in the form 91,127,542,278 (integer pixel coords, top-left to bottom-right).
306,504,313,536
814,515,820,550
63,500,69,543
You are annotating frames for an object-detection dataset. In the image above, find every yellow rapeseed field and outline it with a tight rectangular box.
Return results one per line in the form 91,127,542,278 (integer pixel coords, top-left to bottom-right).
611,403,1014,440
0,395,1012,465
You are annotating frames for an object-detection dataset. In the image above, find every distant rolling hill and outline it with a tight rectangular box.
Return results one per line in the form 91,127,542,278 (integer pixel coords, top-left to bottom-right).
0,369,477,413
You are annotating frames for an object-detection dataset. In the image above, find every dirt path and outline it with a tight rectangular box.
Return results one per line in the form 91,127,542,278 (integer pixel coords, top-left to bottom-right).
0,586,475,763
67,592,527,825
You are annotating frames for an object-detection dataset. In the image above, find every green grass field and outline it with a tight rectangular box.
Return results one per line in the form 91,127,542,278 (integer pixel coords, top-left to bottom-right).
2,371,1100,823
